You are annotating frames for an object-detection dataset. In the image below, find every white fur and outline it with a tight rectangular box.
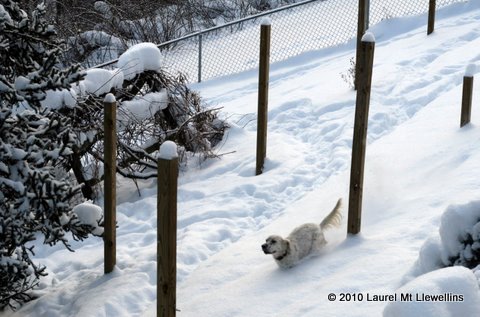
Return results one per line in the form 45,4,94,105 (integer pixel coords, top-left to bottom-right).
261,198,342,269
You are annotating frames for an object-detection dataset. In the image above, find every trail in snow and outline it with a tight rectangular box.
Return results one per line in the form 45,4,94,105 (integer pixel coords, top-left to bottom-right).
174,1,480,282
175,3,480,317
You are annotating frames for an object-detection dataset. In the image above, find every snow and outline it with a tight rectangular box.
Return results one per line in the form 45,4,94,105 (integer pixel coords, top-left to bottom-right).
362,31,376,42
104,93,116,103
13,76,29,91
465,63,476,77
79,68,124,96
0,80,9,93
71,30,123,66
0,5,13,25
75,31,123,52
117,43,163,80
260,17,272,25
3,1,480,317
438,201,480,264
158,141,178,160
118,90,168,125
72,202,104,236
41,88,77,109
93,1,113,20
384,266,480,317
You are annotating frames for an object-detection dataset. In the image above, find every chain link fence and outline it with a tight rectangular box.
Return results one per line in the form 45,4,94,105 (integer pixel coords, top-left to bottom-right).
98,0,469,82
370,0,467,25
159,0,359,82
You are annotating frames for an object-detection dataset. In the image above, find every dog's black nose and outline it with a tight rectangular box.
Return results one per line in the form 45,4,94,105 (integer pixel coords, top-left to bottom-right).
262,243,268,251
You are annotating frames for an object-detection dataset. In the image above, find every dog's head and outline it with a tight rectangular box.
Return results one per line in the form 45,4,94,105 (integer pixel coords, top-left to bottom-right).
262,235,289,257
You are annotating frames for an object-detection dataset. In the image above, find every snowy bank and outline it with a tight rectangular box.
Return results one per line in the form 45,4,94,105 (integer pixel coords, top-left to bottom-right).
384,266,480,317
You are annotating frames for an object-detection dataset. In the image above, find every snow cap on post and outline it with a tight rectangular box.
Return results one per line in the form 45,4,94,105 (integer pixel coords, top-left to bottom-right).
158,141,178,160
465,64,476,77
104,93,116,103
260,17,271,26
362,32,375,43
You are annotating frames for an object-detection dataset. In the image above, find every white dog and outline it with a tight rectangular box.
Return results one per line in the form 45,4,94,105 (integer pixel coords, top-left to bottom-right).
261,198,342,269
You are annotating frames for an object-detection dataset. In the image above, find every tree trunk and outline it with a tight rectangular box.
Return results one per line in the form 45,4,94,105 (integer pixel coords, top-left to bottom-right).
71,154,96,200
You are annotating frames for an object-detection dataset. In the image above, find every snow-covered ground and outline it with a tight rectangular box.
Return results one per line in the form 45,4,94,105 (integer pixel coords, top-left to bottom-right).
3,1,480,316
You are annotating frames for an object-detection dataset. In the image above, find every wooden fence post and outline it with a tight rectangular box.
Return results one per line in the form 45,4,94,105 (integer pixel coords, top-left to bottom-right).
198,34,203,83
427,0,436,35
104,93,117,274
256,19,271,176
348,33,375,235
157,141,178,317
460,64,475,127
355,0,370,90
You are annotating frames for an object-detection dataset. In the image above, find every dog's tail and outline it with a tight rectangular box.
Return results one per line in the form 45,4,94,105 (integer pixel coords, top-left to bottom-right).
320,198,343,230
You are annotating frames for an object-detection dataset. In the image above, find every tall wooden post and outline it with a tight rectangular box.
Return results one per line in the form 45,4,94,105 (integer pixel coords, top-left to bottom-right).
256,20,271,176
355,0,370,90
198,34,203,83
157,141,178,317
460,65,475,127
427,0,436,35
104,93,117,274
348,33,375,235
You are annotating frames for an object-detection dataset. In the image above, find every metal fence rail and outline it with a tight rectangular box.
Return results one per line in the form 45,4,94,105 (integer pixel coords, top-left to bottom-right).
96,0,468,83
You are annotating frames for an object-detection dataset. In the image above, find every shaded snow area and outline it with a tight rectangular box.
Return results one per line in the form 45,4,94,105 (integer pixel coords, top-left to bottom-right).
3,1,480,316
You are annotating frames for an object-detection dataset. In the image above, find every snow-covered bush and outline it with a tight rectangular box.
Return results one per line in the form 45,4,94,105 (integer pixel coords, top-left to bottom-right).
387,202,480,317
440,202,480,268
405,201,480,281
0,0,98,309
65,54,228,199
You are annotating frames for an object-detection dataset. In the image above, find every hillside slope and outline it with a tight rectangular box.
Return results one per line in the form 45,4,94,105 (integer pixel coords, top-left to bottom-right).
174,2,480,316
